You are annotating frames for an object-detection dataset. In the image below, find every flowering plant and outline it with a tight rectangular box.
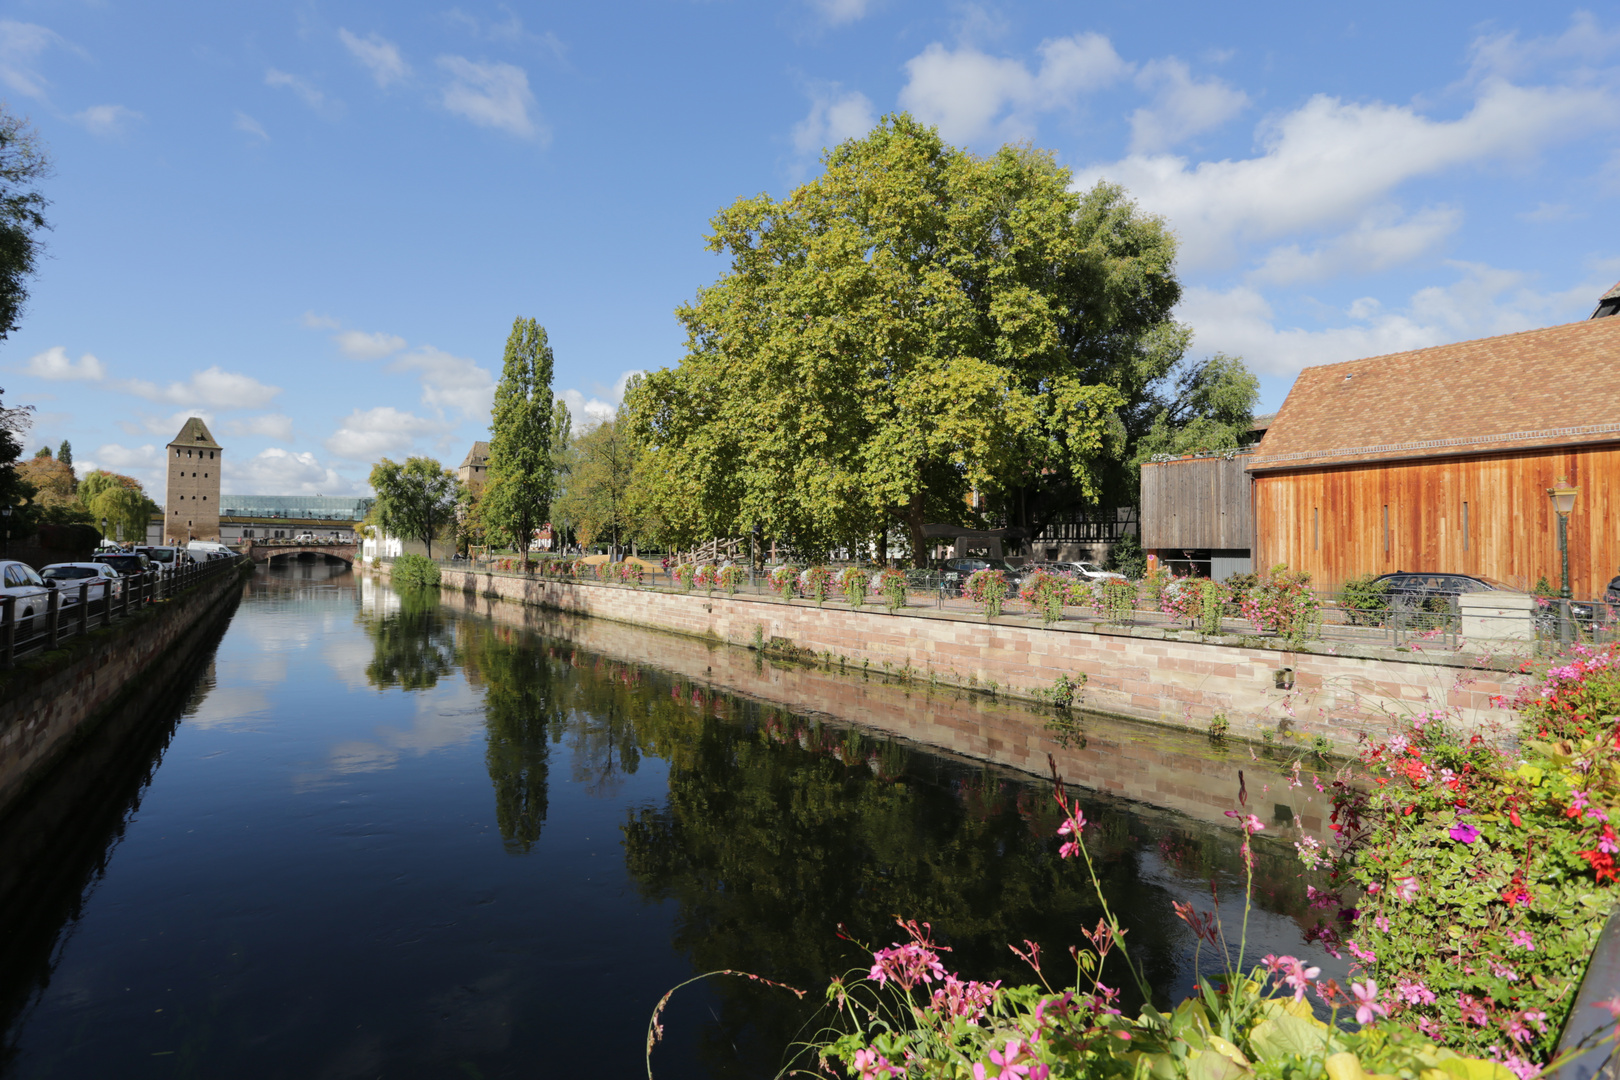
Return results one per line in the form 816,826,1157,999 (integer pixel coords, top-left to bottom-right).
1240,564,1321,648
802,565,835,607
767,565,800,599
1162,577,1229,635
618,561,644,588
965,568,1008,620
594,561,614,583
570,559,591,580
718,565,746,595
875,569,907,613
1091,578,1138,624
1018,568,1071,626
694,564,718,593
839,566,869,608
673,563,697,592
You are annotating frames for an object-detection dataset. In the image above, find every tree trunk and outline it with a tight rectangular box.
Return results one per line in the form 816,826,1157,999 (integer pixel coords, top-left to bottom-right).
905,491,927,569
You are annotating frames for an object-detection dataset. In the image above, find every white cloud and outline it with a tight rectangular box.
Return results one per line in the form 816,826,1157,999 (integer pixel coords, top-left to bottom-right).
1466,11,1620,81
1075,78,1612,269
339,28,411,88
234,111,269,141
300,311,341,330
334,329,407,360
390,346,495,420
559,368,643,431
1181,262,1606,378
123,409,216,439
222,413,295,440
265,68,339,117
74,104,142,138
0,20,69,100
445,8,567,63
436,56,544,140
24,345,105,381
1128,58,1248,154
807,0,872,26
325,406,446,460
792,85,876,156
898,33,1131,143
83,442,164,491
226,446,359,495
1247,205,1461,285
119,366,281,410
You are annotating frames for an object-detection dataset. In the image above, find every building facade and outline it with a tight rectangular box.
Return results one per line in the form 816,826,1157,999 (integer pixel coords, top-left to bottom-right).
164,417,222,543
459,441,490,494
147,495,370,546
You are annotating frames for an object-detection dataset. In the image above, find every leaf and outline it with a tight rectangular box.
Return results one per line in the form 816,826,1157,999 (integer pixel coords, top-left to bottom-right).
1187,1048,1252,1080
1433,1056,1515,1080
1248,1015,1330,1060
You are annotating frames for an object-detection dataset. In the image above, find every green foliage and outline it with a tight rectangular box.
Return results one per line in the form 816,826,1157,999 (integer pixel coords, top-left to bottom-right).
767,564,800,599
485,316,556,565
1095,578,1138,624
1208,712,1229,739
391,553,441,589
632,114,1182,565
0,385,32,517
839,566,869,607
369,457,459,558
673,562,696,592
555,414,645,555
1048,672,1083,708
718,565,746,595
1240,565,1321,649
965,568,1009,620
1107,532,1147,579
359,584,452,691
618,560,645,588
1130,354,1261,467
1018,568,1069,625
876,568,908,612
1339,575,1390,627
0,108,50,344
803,565,835,607
78,469,155,542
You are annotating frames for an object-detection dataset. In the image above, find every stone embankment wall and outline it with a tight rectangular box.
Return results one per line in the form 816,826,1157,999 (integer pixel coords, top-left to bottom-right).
0,565,248,815
445,589,1331,838
384,565,1530,753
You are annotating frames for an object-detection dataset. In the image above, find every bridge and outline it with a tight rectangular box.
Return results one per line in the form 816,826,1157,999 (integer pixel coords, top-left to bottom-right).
242,539,359,567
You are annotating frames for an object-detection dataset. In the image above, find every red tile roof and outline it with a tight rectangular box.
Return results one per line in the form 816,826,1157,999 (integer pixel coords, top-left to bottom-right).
1247,316,1620,471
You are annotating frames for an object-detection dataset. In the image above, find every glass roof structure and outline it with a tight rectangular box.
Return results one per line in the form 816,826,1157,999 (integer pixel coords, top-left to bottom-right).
217,495,372,521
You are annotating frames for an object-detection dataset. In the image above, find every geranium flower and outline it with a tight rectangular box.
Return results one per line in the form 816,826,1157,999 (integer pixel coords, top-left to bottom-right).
1509,930,1536,951
1394,876,1420,901
1351,980,1388,1025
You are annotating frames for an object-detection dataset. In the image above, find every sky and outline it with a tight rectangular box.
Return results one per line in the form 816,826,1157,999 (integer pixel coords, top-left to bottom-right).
1,1,1617,500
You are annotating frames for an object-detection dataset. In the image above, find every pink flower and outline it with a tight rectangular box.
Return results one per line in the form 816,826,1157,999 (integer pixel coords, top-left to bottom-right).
932,976,1001,1021
852,1048,900,1079
1347,939,1378,965
1450,821,1481,844
1491,960,1520,982
1395,978,1436,1005
1394,876,1420,901
1262,955,1321,1001
1374,915,1390,933
869,942,946,990
1351,980,1388,1025
1460,993,1491,1027
1056,810,1087,859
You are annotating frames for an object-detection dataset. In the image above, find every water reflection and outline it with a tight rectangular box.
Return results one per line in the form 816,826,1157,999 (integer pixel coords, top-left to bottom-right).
361,585,456,692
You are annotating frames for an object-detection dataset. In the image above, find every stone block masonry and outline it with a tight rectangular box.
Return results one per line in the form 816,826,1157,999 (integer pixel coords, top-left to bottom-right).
407,567,1532,754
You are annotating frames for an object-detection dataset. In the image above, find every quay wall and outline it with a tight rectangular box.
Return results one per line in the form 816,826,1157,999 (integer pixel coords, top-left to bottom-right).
392,566,1533,753
0,566,248,815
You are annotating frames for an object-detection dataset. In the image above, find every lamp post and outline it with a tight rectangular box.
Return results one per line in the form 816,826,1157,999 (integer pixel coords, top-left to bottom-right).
1548,479,1579,642
100,517,108,545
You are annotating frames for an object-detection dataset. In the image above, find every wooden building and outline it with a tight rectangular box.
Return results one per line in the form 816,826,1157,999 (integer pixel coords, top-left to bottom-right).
1139,452,1255,580
1248,303,1620,597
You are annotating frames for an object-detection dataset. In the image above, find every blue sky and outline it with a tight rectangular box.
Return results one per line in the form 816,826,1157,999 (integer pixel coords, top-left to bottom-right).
1,2,1617,499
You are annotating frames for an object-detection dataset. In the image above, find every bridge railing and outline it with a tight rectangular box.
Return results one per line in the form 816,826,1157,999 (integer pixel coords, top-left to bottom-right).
0,554,246,670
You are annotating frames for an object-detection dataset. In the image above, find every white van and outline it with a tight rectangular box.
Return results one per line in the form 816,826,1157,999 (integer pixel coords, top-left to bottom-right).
187,541,233,557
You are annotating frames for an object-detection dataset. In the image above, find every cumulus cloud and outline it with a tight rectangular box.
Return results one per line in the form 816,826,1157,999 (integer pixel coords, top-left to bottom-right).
226,446,360,495
437,55,544,140
1180,263,1607,379
223,413,295,440
325,406,446,460
82,442,165,491
234,111,269,141
898,33,1131,143
74,104,142,138
1075,78,1612,269
792,85,876,155
1247,205,1461,285
339,28,411,88
1128,58,1247,154
334,329,407,360
120,366,281,410
390,346,496,420
122,410,216,439
560,369,643,430
265,68,340,117
24,345,105,381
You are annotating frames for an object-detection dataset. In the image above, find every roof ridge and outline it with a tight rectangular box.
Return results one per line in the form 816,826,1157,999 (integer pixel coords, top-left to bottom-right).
1287,315,1612,375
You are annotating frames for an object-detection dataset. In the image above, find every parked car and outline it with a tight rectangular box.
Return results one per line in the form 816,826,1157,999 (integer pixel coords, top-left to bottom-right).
41,562,124,603
936,557,1027,597
1048,560,1126,582
141,546,196,574
292,532,317,542
93,552,152,577
0,558,50,637
1369,571,1595,625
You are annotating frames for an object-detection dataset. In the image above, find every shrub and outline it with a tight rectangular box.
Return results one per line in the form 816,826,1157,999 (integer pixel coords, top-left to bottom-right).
1240,564,1321,648
1198,578,1226,635
875,568,907,613
594,561,614,582
570,559,591,580
802,565,835,606
1208,712,1229,739
673,563,696,592
1339,574,1390,626
964,568,1008,620
718,565,746,595
1018,568,1070,625
1063,577,1094,611
1142,563,1171,603
618,561,644,588
1108,531,1146,579
839,566,868,607
1092,578,1138,624
1048,672,1083,707
767,565,799,598
392,553,440,588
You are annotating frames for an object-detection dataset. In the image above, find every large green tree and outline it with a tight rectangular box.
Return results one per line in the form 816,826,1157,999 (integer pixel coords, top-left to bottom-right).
0,387,31,518
368,456,460,558
483,317,556,567
554,409,643,556
0,108,49,344
632,114,1185,565
78,469,157,542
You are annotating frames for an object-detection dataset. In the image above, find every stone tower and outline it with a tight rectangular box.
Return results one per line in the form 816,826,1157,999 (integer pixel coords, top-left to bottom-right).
164,417,222,543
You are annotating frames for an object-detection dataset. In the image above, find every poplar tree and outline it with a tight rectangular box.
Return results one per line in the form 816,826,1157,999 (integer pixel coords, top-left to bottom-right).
484,317,555,569
56,438,71,467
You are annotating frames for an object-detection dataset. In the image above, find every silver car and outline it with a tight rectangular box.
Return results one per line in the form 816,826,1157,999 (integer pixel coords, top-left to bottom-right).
42,562,124,603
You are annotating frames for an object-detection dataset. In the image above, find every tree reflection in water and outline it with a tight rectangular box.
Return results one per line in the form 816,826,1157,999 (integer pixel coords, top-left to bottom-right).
360,586,457,692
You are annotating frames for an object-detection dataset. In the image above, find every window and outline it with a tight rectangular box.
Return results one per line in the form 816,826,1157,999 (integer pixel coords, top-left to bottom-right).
1383,505,1390,553
1463,501,1470,552
1313,507,1319,551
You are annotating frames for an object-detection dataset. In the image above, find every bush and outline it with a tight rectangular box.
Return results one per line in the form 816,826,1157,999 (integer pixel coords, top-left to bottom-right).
718,565,746,595
964,568,1008,620
695,564,718,592
1108,531,1146,579
1092,578,1138,624
875,568,907,613
392,553,440,588
839,566,869,607
1017,568,1070,625
801,565,835,606
673,563,696,592
1241,564,1321,648
767,565,800,598
618,561,645,588
1339,574,1390,626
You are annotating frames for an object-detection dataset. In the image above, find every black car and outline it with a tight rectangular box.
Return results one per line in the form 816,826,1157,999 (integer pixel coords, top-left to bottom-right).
937,557,1026,596
1372,571,1595,623
93,552,152,576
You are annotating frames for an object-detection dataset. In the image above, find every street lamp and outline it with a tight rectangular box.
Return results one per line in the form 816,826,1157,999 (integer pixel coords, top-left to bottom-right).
1547,479,1579,600
100,517,108,545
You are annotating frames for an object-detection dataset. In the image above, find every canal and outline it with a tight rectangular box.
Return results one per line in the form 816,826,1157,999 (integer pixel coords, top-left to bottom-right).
0,565,1345,1079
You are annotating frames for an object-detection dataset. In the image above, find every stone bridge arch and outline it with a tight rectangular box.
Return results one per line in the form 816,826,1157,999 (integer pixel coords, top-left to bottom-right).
245,541,359,567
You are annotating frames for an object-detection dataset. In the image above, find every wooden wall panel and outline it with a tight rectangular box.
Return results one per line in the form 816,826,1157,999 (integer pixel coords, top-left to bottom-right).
1141,455,1254,550
1252,444,1620,597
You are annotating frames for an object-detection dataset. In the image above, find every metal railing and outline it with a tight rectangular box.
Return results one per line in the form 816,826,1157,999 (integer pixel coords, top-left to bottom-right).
0,555,245,669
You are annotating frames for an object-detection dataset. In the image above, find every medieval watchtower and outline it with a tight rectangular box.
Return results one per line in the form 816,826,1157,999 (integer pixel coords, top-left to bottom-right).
165,417,223,543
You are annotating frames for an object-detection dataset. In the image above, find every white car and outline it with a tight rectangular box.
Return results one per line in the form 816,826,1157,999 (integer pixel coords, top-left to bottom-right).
1062,561,1126,582
141,545,196,573
42,562,124,603
0,559,50,636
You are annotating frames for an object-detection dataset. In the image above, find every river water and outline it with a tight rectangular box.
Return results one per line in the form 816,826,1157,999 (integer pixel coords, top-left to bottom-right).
0,565,1345,1079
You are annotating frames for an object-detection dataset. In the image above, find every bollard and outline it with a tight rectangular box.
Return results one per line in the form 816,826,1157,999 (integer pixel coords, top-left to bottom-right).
77,581,89,637
45,587,60,649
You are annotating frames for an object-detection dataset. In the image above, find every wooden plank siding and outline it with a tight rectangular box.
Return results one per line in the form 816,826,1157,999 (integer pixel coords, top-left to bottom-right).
1141,454,1254,550
1251,442,1620,596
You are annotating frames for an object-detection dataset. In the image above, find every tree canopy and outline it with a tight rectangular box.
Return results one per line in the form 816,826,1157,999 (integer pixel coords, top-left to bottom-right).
369,456,459,557
630,113,1191,564
483,317,556,566
79,469,157,542
0,107,49,344
554,407,644,556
